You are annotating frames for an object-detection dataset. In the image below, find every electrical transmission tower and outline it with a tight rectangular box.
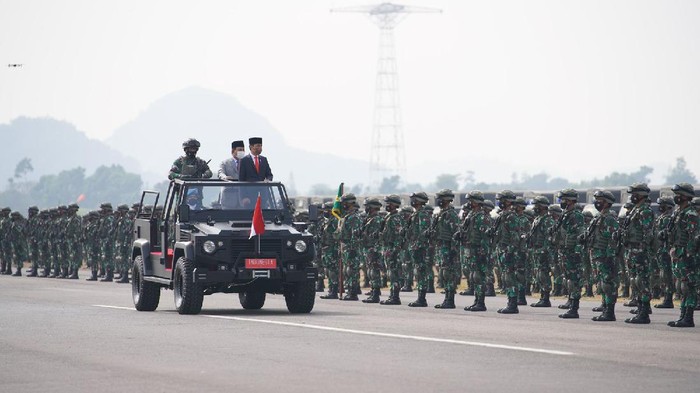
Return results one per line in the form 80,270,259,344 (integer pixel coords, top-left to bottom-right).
333,3,441,187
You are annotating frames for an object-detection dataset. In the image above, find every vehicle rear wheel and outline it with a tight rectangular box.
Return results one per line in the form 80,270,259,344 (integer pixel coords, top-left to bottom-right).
239,290,266,310
132,255,160,311
174,257,203,315
284,281,315,314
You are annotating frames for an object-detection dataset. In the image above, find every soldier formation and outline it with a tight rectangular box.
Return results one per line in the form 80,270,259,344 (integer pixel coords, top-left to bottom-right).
308,182,700,328
0,202,139,283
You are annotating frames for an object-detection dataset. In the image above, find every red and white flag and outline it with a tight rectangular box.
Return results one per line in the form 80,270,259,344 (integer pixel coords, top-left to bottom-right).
249,194,265,239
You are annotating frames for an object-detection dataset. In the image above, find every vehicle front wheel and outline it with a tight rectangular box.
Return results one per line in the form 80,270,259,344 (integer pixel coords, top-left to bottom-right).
284,281,315,314
239,290,266,310
174,257,203,315
132,255,161,311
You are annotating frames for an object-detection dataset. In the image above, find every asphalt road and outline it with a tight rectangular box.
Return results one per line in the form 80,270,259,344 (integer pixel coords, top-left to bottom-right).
1,272,699,393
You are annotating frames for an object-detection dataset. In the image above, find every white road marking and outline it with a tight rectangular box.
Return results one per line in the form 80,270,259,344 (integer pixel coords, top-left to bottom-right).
93,304,574,356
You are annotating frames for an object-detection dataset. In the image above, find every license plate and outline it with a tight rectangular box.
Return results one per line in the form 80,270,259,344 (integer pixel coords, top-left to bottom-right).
245,258,277,269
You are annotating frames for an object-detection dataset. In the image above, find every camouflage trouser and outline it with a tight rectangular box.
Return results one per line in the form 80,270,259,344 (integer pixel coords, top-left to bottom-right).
466,247,488,296
366,249,383,290
626,248,651,302
582,250,593,287
594,256,618,305
531,249,552,292
29,244,39,270
60,245,71,270
559,248,583,300
384,250,402,289
460,245,471,288
412,247,430,292
402,250,414,288
656,251,674,296
497,246,517,298
322,247,339,289
515,250,527,294
616,254,629,292
13,246,27,269
39,245,51,270
436,242,458,292
102,247,114,271
487,250,497,288
551,253,563,288
342,247,360,292
313,246,325,280
671,249,698,308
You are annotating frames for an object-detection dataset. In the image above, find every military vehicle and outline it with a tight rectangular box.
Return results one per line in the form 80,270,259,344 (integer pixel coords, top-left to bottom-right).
130,179,318,315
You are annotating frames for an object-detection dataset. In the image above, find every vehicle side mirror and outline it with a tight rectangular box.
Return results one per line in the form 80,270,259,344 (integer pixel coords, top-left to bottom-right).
178,204,190,222
308,204,319,222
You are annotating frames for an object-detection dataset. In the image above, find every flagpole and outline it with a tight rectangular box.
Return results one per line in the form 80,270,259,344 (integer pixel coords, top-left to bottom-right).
256,233,261,255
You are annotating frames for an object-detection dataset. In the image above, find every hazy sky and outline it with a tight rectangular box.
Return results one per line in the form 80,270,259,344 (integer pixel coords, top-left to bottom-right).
2,0,699,185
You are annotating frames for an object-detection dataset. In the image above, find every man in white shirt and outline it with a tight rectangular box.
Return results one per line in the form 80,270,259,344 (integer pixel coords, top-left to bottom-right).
218,140,245,181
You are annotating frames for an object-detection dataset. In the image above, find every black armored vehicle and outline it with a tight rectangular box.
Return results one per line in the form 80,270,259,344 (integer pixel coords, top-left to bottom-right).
130,179,318,314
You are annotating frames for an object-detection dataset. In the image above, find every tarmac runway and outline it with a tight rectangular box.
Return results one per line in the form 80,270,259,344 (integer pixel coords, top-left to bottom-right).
1,271,699,393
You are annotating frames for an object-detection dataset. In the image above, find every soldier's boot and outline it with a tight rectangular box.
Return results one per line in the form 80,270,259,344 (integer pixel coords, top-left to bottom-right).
362,288,381,304
320,286,338,300
497,296,519,314
485,282,496,297
558,297,572,310
464,294,478,311
427,279,435,294
353,283,362,296
669,307,695,328
364,289,373,296
630,298,652,314
623,298,638,307
552,283,562,297
381,276,388,288
434,290,455,309
531,291,551,308
4,266,12,275
113,270,122,280
558,298,579,319
69,268,79,280
592,299,616,322
11,268,21,277
467,294,487,312
315,279,325,292
621,285,630,298
341,286,358,301
652,286,661,299
0,261,5,274
362,276,370,289
400,282,413,292
408,289,428,307
85,267,98,281
61,267,69,278
517,287,527,306
380,286,401,305
592,300,606,312
98,267,105,278
654,293,674,309
625,300,651,324
40,267,50,278
115,270,129,283
27,265,38,277
99,268,113,282
49,267,59,278
585,284,594,297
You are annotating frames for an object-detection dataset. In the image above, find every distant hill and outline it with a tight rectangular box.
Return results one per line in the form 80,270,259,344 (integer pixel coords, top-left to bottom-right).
0,117,137,189
105,86,369,193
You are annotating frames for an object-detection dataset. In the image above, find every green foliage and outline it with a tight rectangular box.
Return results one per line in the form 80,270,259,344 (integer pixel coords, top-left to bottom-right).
578,166,653,188
434,174,459,191
309,183,335,196
379,175,402,194
13,157,33,180
665,157,697,185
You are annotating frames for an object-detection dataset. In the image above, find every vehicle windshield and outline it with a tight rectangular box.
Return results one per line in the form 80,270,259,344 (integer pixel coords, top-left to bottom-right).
183,183,287,212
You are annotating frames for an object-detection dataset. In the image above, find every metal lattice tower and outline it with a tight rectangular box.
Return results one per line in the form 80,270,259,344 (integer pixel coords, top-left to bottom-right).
333,3,441,187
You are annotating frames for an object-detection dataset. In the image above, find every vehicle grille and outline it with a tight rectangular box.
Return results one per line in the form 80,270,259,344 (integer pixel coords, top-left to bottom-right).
231,239,282,258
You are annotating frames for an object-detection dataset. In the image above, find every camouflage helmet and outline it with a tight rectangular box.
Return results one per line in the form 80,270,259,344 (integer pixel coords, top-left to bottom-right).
627,182,650,196
28,206,39,212
692,197,700,208
482,200,495,210
1,207,10,213
672,183,695,198
435,189,455,201
532,196,550,206
364,197,382,208
58,205,67,211
401,206,414,214
182,138,201,149
524,209,535,219
100,202,113,210
466,190,485,203
409,191,429,204
117,204,129,211
496,190,516,201
593,190,616,204
384,194,402,206
131,203,141,210
514,197,527,207
11,211,21,217
423,204,434,212
558,188,579,201
548,205,563,214
656,196,675,207
340,193,357,203
88,210,99,217
623,202,634,210
68,203,79,210
583,210,594,219
461,203,471,211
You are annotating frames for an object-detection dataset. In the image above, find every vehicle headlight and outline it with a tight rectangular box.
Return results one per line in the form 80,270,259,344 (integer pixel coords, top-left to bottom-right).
203,240,217,254
294,240,307,253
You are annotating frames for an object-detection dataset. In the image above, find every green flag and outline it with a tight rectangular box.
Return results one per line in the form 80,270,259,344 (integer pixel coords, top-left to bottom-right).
331,182,344,219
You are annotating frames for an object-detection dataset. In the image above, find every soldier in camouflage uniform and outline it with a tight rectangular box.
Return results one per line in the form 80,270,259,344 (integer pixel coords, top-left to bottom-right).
458,191,491,312
47,208,63,278
63,204,83,279
621,183,655,324
653,196,676,309
458,203,474,297
361,198,384,303
168,138,213,180
423,204,436,293
9,211,27,276
399,205,415,293
666,183,698,328
37,210,51,277
0,207,12,275
25,206,40,277
98,203,116,282
335,193,363,301
529,196,556,308
481,200,497,297
553,189,586,319
432,189,460,309
113,204,133,283
379,195,405,305
320,202,340,299
548,204,564,296
582,210,595,297
513,197,530,305
586,190,621,321
306,203,326,292
85,211,101,281
406,192,433,307
491,190,521,314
